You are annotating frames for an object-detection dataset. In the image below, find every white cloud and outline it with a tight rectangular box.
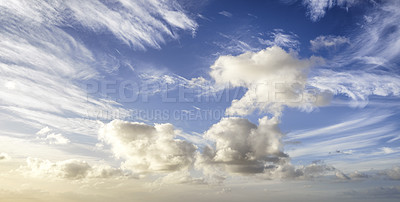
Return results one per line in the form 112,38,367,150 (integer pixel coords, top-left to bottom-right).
43,133,70,145
210,46,326,116
21,158,123,180
289,125,396,159
309,69,400,105
0,153,11,161
258,29,300,50
213,33,260,55
152,171,206,185
0,0,197,50
352,1,400,69
0,0,198,144
382,147,395,154
302,0,359,22
197,116,289,175
259,160,335,180
36,127,51,136
36,127,70,145
219,11,233,18
99,120,197,174
320,1,400,72
0,1,132,142
286,112,392,141
310,35,349,52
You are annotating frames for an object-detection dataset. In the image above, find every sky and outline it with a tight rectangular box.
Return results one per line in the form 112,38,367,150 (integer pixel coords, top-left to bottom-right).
1,0,400,201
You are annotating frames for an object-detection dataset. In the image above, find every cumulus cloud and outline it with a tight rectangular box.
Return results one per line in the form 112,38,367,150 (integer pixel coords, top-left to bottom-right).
36,127,70,145
0,152,11,161
210,46,327,116
194,116,337,180
310,35,350,52
22,158,123,180
99,120,197,174
194,116,336,181
197,116,287,175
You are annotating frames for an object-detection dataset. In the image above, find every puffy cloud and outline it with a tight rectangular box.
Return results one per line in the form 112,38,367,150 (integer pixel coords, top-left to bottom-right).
0,152,11,161
195,115,336,181
310,35,350,52
197,116,288,175
99,120,197,174
36,127,70,145
210,46,327,116
43,133,70,145
22,158,123,180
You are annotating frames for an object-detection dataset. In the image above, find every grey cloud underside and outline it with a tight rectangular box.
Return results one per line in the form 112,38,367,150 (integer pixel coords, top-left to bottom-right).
94,118,337,183
198,117,287,174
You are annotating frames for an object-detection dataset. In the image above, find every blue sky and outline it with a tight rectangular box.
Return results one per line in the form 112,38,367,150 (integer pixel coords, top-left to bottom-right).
1,0,400,201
